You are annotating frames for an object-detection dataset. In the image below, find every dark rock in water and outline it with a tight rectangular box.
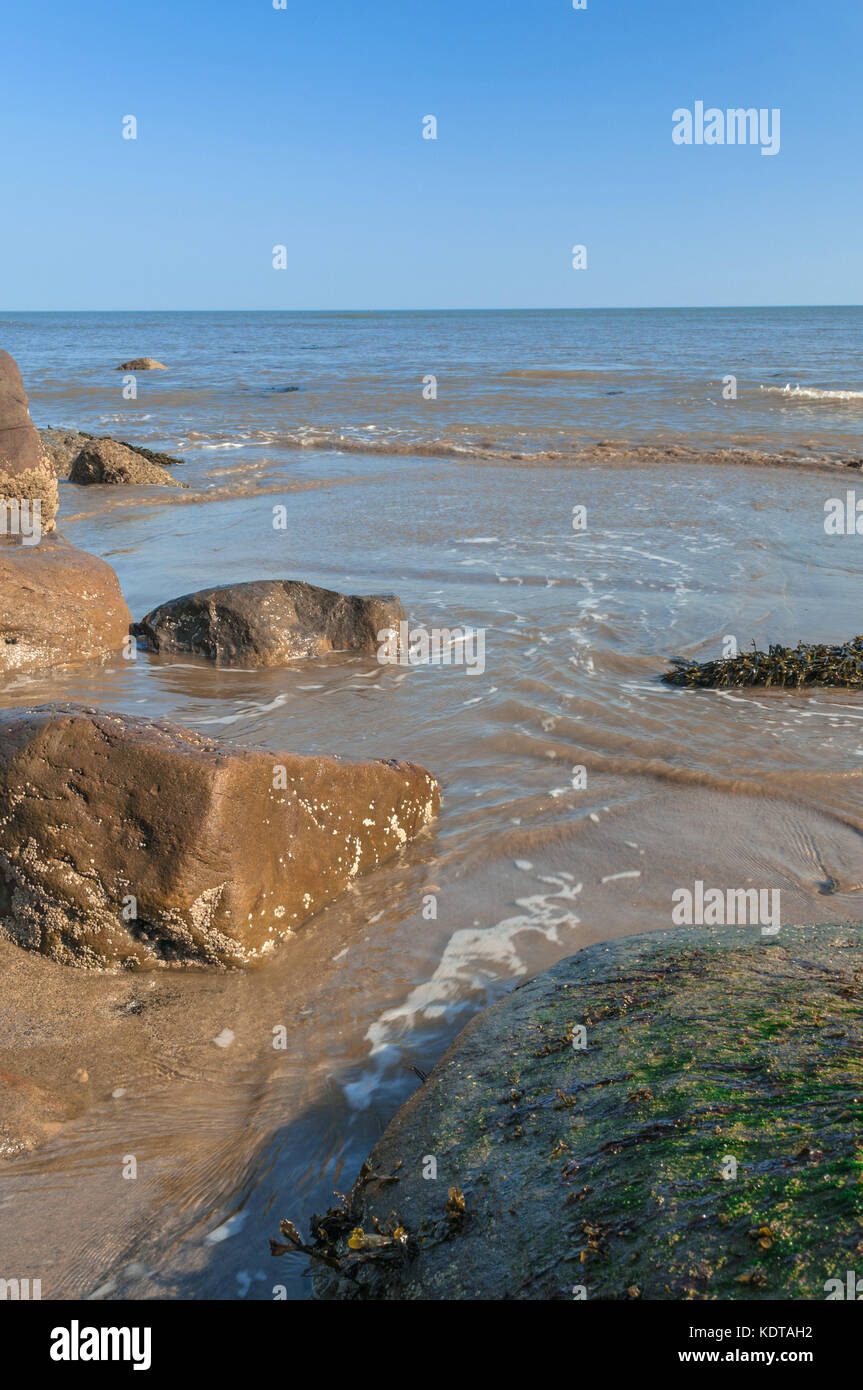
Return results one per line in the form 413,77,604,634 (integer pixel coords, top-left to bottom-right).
39,427,184,479
0,350,59,531
69,437,183,487
116,358,166,371
304,923,863,1300
38,428,92,479
0,534,132,675
0,704,440,969
133,580,404,667
269,385,300,394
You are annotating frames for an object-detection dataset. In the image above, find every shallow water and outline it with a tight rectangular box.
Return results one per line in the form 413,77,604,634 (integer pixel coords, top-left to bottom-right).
2,311,863,1299
6,306,863,464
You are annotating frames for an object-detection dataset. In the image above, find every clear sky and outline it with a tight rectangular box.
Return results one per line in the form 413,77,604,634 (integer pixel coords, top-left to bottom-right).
2,0,861,309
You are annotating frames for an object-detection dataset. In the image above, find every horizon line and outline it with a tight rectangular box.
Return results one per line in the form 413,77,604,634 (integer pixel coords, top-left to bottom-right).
1,303,862,314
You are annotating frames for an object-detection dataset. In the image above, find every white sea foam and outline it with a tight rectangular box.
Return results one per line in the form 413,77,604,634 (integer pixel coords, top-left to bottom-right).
342,873,583,1110
760,384,863,401
98,414,152,423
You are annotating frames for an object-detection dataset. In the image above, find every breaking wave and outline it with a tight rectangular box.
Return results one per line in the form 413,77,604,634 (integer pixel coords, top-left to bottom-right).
760,384,863,402
178,423,856,473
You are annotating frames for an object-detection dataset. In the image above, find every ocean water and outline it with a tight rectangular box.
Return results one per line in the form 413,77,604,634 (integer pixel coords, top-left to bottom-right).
2,308,863,1299
5,306,863,465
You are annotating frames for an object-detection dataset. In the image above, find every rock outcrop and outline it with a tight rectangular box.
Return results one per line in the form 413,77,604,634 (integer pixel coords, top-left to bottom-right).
0,350,58,531
0,705,440,969
38,428,93,479
0,535,132,676
300,923,863,1300
69,437,183,487
39,428,183,479
116,358,166,371
133,581,404,666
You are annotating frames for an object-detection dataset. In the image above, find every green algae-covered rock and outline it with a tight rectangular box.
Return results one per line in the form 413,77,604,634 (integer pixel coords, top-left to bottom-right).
302,924,863,1300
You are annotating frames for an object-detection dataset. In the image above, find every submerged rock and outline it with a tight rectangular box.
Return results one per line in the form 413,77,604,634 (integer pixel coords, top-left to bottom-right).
69,437,183,487
303,923,863,1300
0,705,440,969
0,534,132,676
116,358,166,371
39,427,183,479
0,349,58,531
133,580,404,667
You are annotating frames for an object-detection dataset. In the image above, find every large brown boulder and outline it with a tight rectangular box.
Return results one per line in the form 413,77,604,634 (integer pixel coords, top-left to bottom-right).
0,350,58,531
0,534,132,675
0,705,441,969
69,437,182,486
116,358,166,371
133,580,404,667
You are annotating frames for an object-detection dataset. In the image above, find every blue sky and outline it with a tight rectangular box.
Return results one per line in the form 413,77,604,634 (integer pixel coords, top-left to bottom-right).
2,0,860,309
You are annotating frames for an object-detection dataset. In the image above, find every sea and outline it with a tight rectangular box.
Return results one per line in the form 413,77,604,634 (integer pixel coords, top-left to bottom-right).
1,306,862,1298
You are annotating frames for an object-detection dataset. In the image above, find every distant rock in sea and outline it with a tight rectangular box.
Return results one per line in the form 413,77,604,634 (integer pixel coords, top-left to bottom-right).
0,533,132,675
0,349,59,531
69,437,183,487
0,704,441,969
116,358,167,371
133,580,404,666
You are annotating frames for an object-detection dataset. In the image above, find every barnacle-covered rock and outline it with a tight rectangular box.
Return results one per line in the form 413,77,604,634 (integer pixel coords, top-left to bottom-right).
0,704,440,969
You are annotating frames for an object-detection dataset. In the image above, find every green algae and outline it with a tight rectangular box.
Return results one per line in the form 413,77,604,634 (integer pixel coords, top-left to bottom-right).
287,924,863,1300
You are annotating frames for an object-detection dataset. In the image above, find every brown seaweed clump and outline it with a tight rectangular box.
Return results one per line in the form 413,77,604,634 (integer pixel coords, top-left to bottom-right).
662,636,863,689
